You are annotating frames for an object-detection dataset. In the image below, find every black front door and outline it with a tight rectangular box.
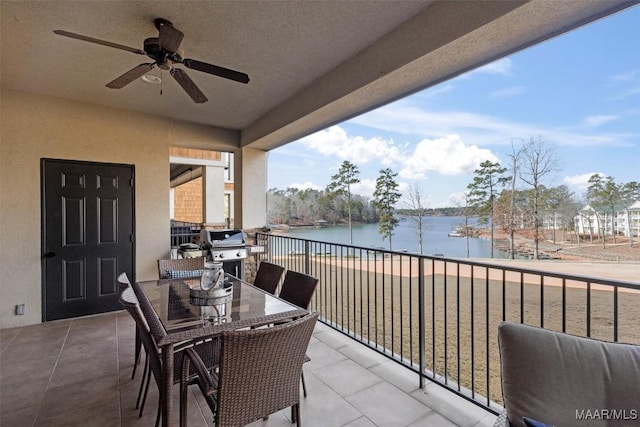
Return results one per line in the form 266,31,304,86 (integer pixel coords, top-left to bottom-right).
42,159,135,321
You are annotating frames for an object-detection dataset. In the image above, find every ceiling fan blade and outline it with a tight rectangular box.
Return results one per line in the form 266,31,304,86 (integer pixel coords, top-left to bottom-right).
158,22,184,53
106,64,155,89
182,58,250,84
170,68,208,103
53,30,145,55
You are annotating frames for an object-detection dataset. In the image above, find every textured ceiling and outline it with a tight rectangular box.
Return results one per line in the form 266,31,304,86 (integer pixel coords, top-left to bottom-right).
2,1,636,151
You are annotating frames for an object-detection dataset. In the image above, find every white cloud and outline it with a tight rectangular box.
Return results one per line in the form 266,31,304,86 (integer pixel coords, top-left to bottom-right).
611,86,640,101
300,125,403,164
612,69,638,82
416,83,456,100
289,181,322,191
583,115,619,128
460,58,513,79
490,86,526,98
349,100,637,148
399,135,498,179
448,192,468,207
352,177,411,199
352,178,376,198
563,172,604,193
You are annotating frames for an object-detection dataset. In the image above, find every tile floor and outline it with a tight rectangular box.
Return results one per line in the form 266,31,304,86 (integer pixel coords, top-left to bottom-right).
0,311,497,427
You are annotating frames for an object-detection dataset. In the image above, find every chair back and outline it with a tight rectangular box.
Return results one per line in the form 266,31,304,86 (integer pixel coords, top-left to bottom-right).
118,284,164,390
498,321,640,427
157,257,205,279
216,312,319,426
117,272,132,291
253,261,285,294
278,270,318,309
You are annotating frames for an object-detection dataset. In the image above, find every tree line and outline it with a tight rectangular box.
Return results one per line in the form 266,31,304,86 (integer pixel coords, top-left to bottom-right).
465,137,639,259
268,137,638,258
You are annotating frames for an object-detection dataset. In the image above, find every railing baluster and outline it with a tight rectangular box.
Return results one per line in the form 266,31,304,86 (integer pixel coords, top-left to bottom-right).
587,281,592,337
614,286,619,342
431,258,436,379
443,262,448,385
502,269,506,322
471,265,475,398
418,257,425,389
391,254,395,358
520,271,524,324
400,254,404,362
485,266,490,406
562,277,566,333
540,275,544,329
456,263,461,392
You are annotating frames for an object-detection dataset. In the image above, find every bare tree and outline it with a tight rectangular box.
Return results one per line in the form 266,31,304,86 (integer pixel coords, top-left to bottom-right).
519,137,558,260
405,183,428,254
505,141,524,259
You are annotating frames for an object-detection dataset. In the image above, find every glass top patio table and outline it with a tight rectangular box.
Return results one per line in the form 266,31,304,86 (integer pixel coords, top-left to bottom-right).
136,274,301,333
134,273,307,427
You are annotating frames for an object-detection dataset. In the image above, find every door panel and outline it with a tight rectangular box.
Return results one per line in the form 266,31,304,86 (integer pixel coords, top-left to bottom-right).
42,159,135,321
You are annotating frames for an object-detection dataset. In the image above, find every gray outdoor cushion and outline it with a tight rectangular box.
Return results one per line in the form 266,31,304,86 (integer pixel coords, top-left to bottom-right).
498,322,640,427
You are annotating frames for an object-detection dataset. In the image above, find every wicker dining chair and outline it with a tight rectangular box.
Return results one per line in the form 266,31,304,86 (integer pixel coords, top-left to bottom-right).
278,270,318,310
118,273,220,426
119,279,167,427
117,273,144,381
253,261,285,294
278,270,319,398
180,312,319,427
157,257,205,279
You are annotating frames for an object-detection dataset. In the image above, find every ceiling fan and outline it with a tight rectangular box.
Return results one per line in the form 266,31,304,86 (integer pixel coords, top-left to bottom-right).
54,18,249,103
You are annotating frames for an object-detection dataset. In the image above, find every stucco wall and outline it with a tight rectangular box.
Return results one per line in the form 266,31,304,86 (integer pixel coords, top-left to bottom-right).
0,89,238,328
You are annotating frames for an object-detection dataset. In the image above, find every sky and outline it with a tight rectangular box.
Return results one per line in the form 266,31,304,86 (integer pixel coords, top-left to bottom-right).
267,6,640,208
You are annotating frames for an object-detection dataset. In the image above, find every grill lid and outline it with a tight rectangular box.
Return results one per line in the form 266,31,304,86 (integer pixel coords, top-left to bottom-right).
201,229,246,248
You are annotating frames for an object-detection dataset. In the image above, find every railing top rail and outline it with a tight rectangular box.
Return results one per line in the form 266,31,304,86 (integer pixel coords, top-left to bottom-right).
257,232,640,291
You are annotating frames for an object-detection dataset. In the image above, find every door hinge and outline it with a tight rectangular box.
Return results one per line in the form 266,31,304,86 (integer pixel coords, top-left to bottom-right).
130,234,134,242
130,178,135,186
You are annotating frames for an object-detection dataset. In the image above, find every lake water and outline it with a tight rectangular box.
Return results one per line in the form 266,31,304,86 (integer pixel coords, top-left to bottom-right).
279,216,510,259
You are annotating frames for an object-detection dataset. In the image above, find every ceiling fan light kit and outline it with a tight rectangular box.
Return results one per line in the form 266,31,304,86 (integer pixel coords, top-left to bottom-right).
54,18,249,103
141,74,161,84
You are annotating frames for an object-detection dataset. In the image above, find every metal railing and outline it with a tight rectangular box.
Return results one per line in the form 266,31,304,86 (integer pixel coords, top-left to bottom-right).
256,232,640,414
170,220,202,248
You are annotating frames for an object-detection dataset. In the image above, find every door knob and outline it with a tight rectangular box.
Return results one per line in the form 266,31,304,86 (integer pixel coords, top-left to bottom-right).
43,252,56,258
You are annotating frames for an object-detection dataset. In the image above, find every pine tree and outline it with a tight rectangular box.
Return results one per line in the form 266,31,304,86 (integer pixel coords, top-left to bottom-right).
326,161,360,245
373,168,401,250
467,160,508,258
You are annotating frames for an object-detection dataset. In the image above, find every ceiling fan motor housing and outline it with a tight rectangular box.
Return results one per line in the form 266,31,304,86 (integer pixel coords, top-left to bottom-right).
144,37,183,64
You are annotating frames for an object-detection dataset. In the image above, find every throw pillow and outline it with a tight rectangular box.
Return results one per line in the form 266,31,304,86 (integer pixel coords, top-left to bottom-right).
165,269,203,279
523,417,553,427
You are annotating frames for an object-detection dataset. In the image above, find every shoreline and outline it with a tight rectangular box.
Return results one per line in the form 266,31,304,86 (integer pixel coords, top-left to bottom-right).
275,253,640,289
269,221,639,264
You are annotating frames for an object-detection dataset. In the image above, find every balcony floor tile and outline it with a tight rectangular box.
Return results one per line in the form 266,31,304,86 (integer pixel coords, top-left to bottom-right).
0,311,497,426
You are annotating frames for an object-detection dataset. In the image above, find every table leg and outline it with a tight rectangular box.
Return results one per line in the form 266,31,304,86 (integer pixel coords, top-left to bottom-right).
162,343,174,427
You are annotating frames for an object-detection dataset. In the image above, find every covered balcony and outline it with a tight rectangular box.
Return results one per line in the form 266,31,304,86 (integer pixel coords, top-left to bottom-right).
2,1,639,426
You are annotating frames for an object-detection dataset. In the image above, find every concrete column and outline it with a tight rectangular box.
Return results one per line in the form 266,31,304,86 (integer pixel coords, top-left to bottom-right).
169,187,175,220
202,165,226,227
234,147,267,229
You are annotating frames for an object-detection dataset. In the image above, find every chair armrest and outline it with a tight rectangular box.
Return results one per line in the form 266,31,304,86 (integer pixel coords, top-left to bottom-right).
183,348,218,396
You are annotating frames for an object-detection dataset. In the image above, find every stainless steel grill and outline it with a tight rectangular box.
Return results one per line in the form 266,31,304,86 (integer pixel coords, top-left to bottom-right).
200,229,247,279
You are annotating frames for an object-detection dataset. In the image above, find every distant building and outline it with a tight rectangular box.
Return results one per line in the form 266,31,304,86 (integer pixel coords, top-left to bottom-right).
574,201,640,237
